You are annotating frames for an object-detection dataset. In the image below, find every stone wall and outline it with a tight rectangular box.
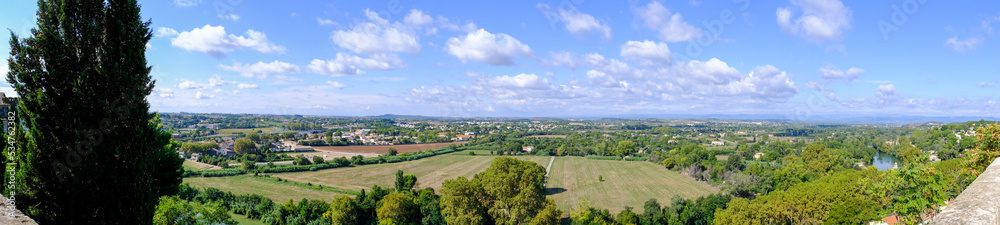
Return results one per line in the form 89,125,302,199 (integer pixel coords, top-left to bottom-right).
0,197,37,225
932,157,1000,224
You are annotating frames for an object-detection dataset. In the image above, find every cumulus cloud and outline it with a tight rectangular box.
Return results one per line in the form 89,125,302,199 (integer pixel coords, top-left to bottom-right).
219,14,240,22
237,83,259,89
587,70,620,88
307,52,403,76
174,0,200,7
944,36,983,52
487,73,550,90
675,58,742,85
327,81,347,89
620,40,672,67
978,81,996,87
195,91,214,99
156,27,179,37
171,25,285,58
874,84,900,104
635,2,701,42
404,9,434,27
409,56,800,115
819,64,864,82
445,29,534,66
317,18,338,26
542,51,579,70
219,60,301,79
776,0,852,42
178,75,232,90
332,9,421,55
557,8,612,41
154,87,175,98
720,65,799,101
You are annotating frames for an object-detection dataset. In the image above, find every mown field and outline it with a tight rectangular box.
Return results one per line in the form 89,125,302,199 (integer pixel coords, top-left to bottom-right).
312,142,467,155
184,175,346,204
186,152,719,212
271,154,551,192
546,157,719,212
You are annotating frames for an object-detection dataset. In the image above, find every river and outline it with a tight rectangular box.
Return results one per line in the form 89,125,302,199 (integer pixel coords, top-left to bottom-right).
871,151,900,171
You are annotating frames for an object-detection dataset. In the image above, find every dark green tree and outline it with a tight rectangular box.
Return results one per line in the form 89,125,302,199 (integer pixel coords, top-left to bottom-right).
6,0,176,223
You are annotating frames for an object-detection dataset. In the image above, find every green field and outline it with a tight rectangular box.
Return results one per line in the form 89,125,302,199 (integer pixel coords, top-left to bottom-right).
187,152,718,212
183,175,346,204
271,154,552,192
546,157,718,212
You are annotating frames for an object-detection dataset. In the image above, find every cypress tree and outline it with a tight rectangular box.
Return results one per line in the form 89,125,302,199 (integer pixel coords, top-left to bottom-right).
6,0,179,223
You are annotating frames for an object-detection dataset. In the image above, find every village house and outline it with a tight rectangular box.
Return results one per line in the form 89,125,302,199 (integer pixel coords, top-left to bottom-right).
754,152,765,160
522,146,534,152
711,141,725,146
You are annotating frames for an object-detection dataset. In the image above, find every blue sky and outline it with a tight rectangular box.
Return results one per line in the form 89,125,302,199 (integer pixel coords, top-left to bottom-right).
2,0,999,118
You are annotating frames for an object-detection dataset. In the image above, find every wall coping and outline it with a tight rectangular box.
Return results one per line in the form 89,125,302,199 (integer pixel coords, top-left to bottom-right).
932,157,1000,225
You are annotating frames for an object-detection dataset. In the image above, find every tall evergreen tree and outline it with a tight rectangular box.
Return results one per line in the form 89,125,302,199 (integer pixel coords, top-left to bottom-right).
5,0,178,223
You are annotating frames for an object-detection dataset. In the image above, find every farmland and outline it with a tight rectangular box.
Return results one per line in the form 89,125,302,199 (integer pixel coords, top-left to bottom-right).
311,142,467,155
190,152,719,212
184,175,347,204
546,157,719,212
270,154,550,192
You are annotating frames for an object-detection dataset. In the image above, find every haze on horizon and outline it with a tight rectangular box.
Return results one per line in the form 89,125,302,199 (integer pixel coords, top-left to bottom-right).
2,0,999,118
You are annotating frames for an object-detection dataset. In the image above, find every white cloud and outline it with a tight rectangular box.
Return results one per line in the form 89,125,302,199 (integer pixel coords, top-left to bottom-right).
156,27,179,37
219,60,301,78
317,18,338,26
873,84,899,102
404,9,434,27
720,65,799,101
445,29,534,66
179,80,206,90
208,74,229,87
978,81,996,88
219,14,240,22
636,2,701,42
154,87,174,98
307,52,403,77
327,81,347,89
776,0,852,42
195,91,215,99
174,0,200,7
557,9,612,41
543,51,579,70
620,40,672,67
587,70,619,88
436,16,478,32
237,83,259,89
675,58,742,85
944,36,983,52
171,25,285,58
179,75,230,90
488,73,550,89
819,64,864,82
332,9,421,55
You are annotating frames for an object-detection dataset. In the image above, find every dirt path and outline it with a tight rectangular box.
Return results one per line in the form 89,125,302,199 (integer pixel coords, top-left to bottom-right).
545,156,554,182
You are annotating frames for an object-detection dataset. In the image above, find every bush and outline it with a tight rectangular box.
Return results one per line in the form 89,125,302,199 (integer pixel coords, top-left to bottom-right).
624,157,650,162
201,169,245,177
469,151,476,156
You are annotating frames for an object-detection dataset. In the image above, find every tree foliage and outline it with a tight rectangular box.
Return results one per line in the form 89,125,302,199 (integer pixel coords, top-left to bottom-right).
6,0,177,223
